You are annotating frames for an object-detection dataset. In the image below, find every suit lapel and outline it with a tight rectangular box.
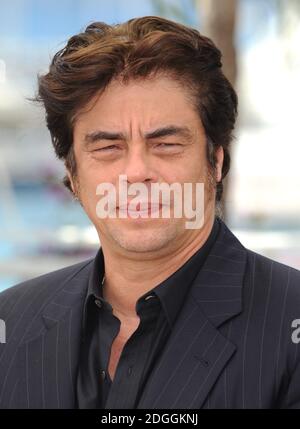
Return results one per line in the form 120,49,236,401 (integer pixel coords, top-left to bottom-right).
14,262,92,408
137,219,247,409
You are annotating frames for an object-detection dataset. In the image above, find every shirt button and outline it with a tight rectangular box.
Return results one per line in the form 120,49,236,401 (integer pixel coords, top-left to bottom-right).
95,299,102,308
127,366,133,376
100,369,106,380
145,294,155,301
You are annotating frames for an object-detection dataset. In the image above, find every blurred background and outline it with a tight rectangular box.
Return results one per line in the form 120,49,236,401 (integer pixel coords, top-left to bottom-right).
0,0,299,291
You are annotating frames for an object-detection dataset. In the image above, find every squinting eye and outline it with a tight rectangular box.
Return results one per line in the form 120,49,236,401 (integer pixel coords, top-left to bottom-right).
96,145,119,151
156,143,181,148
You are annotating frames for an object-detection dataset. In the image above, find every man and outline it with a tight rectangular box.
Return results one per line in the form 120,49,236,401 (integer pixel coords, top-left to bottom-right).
0,16,299,409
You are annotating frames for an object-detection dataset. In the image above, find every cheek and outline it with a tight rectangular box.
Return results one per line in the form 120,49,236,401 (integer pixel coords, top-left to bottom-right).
176,155,207,183
76,156,105,189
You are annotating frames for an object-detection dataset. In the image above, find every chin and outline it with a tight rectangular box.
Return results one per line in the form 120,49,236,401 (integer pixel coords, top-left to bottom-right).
110,227,180,254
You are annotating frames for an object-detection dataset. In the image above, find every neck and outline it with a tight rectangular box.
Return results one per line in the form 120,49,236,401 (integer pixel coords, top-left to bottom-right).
100,214,215,320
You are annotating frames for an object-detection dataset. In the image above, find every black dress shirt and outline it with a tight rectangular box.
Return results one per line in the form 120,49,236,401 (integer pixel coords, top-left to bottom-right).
76,216,221,409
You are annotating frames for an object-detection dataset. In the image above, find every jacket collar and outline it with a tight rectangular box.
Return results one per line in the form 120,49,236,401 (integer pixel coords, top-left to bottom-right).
191,217,246,327
20,259,93,344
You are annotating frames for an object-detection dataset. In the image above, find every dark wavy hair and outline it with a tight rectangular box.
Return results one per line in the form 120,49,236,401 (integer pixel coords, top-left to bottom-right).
35,15,238,203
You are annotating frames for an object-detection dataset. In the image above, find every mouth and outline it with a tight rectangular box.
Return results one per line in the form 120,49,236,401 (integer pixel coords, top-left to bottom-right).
117,202,164,216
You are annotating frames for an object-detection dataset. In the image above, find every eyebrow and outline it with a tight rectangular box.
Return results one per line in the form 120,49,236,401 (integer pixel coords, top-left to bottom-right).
84,125,194,144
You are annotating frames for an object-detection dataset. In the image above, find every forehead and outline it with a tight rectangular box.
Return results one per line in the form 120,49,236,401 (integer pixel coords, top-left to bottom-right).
73,74,200,129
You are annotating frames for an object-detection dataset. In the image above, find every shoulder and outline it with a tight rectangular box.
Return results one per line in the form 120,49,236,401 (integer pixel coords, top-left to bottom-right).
242,248,300,322
0,258,94,321
245,248,300,299
220,218,300,302
243,248,300,368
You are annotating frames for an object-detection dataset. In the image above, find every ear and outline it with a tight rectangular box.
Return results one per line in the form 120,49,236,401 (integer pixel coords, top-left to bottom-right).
65,167,76,195
215,146,224,182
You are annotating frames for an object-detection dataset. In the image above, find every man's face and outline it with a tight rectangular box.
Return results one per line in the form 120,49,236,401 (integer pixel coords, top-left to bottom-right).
71,75,223,255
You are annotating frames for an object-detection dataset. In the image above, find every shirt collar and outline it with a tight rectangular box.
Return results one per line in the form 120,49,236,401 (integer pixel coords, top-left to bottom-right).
83,216,221,332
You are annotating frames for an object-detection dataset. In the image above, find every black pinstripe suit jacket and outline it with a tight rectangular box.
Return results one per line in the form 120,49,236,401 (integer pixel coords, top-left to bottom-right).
0,219,300,409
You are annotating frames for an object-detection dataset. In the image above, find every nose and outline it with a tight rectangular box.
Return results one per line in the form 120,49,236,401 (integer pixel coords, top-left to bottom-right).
123,144,156,184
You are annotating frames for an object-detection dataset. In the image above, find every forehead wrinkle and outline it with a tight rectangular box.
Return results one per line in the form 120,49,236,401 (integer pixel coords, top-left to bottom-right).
84,124,195,146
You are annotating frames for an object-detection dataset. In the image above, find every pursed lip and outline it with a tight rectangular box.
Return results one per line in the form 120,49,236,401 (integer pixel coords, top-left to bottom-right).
117,202,165,211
